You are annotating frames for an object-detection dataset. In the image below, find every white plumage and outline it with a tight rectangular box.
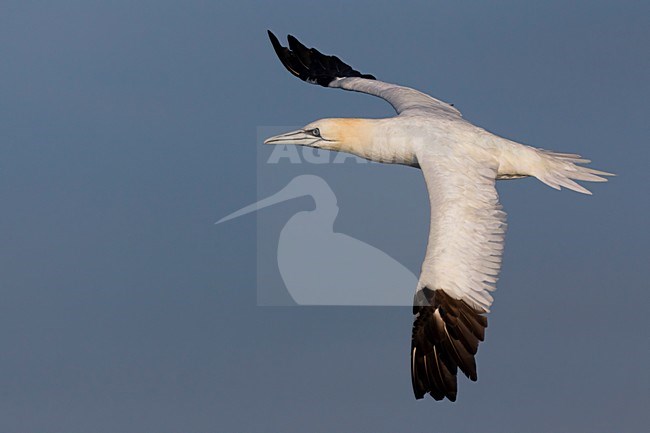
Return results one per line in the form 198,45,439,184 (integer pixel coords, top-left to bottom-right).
417,151,505,311
264,31,613,401
312,77,610,311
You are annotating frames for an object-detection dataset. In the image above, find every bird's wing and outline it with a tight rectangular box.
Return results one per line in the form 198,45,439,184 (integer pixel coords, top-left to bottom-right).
411,148,507,401
267,31,462,117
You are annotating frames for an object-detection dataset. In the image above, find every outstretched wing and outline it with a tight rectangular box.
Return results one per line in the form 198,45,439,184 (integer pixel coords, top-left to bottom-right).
267,31,461,117
411,148,507,401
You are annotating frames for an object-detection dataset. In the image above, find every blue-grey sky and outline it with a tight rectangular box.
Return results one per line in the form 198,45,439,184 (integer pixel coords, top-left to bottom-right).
1,1,648,432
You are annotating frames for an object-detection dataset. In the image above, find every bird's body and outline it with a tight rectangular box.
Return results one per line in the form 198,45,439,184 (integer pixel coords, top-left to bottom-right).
264,31,613,402
303,84,602,189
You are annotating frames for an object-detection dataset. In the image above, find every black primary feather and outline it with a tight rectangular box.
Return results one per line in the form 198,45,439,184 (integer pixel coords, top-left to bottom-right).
267,30,376,87
411,288,488,401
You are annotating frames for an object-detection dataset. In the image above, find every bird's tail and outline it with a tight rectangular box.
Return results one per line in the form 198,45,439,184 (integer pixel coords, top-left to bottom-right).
530,148,614,194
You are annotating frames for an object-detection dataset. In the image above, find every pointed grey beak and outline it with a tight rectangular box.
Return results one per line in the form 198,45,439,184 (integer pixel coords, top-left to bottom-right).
264,129,319,146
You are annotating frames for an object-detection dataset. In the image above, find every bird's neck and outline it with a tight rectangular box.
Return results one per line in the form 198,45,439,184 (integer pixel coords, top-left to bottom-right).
332,118,417,166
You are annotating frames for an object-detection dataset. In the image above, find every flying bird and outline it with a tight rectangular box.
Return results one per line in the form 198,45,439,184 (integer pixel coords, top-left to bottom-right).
264,31,612,402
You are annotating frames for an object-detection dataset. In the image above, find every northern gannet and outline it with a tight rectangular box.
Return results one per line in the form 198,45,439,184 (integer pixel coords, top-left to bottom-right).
264,31,613,402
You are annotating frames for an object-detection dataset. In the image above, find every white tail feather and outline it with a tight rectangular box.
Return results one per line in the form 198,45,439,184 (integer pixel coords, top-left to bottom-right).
533,148,614,194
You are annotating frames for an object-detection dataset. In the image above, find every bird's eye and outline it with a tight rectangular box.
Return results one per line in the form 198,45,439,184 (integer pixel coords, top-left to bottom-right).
311,128,321,137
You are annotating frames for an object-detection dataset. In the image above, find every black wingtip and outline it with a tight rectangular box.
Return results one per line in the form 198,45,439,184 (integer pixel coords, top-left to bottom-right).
411,288,488,402
266,31,376,87
286,34,301,49
267,30,278,48
267,30,284,54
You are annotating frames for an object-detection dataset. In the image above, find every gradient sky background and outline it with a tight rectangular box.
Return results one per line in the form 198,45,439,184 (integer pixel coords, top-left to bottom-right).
1,1,648,432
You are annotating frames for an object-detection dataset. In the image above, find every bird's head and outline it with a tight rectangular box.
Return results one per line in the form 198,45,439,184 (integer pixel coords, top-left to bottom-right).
264,118,371,154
